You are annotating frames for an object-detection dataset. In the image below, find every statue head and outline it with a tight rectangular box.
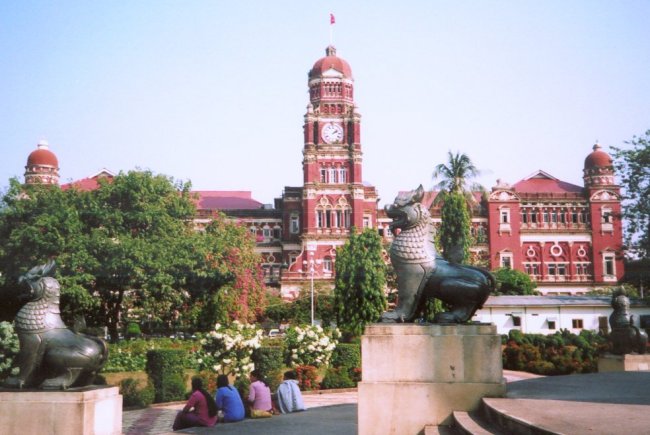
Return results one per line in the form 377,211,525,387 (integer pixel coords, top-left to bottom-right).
385,185,428,231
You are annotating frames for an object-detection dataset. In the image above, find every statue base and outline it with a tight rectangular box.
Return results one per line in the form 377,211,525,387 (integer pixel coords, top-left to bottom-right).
0,385,122,435
598,353,650,372
358,323,505,435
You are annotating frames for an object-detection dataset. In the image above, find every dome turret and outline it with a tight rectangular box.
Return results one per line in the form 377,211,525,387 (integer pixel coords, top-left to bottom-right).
25,139,60,185
583,143,615,188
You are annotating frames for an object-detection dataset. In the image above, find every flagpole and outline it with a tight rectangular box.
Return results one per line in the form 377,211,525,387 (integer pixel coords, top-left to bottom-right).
329,13,335,45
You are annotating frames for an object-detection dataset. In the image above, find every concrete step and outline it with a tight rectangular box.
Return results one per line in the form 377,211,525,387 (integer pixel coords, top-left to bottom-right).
424,424,457,435
480,398,561,435
452,410,505,435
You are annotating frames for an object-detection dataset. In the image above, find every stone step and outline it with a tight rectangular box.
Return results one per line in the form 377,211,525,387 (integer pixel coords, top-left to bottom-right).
424,424,457,435
481,398,561,435
452,410,505,435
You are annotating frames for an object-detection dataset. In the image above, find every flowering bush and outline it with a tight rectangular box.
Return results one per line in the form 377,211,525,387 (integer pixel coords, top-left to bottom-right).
196,321,263,377
0,321,19,380
295,365,319,391
285,324,340,367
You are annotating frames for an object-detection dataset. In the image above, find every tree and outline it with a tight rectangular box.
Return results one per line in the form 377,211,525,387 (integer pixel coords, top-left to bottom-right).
432,151,484,263
0,171,267,339
333,229,387,337
492,268,537,295
438,193,472,263
611,130,650,257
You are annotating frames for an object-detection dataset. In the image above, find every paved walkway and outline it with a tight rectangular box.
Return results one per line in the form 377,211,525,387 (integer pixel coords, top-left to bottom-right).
122,389,358,435
122,370,650,435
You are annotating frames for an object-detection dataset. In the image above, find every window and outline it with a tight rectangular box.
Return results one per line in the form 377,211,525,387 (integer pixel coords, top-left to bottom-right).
543,211,550,223
551,210,557,223
604,255,615,276
320,168,327,183
249,226,257,236
530,211,537,224
572,211,579,224
290,215,299,234
602,207,613,224
598,316,608,333
548,320,556,330
323,257,333,273
273,227,282,239
500,209,510,223
338,168,347,183
363,216,371,228
548,264,556,276
512,316,521,327
557,264,566,276
500,253,513,269
572,319,584,329
329,168,338,183
521,211,528,224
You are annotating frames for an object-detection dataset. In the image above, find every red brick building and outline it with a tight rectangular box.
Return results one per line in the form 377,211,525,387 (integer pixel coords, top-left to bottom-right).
23,46,623,298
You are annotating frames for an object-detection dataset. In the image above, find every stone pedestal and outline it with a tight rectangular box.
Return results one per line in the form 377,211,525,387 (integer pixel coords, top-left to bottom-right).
0,386,122,435
598,353,650,372
358,323,505,435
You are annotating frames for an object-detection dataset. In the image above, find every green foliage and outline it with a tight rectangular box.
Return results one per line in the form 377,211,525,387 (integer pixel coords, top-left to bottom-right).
0,171,267,335
103,338,198,372
0,321,19,380
145,349,187,403
126,322,142,338
502,329,608,375
285,324,339,367
438,193,472,263
294,365,319,391
320,367,355,389
331,343,360,369
195,321,262,377
334,229,387,336
264,290,335,327
119,378,155,408
612,130,650,257
493,268,538,295
252,345,285,378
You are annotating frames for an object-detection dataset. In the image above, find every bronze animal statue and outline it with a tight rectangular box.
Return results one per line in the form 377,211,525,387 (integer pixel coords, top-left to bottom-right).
381,185,495,323
3,261,108,389
609,290,648,355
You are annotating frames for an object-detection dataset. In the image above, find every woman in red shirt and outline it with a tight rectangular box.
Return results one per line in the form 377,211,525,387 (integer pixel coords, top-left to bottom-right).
173,377,218,431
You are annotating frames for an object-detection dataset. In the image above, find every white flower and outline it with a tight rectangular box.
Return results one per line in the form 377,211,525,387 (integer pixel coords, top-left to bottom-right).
213,364,221,371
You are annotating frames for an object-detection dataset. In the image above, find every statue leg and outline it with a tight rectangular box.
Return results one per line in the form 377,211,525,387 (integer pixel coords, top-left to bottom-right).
381,263,432,323
433,279,487,323
4,333,45,388
41,368,82,390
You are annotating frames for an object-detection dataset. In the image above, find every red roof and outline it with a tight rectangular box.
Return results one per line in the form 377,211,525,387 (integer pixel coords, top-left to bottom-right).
61,170,115,191
513,171,582,193
309,45,353,79
194,191,263,210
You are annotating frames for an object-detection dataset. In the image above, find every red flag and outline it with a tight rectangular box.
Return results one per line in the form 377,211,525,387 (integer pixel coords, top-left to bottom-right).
330,13,335,25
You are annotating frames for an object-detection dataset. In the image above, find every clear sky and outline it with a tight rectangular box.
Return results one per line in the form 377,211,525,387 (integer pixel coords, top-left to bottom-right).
1,1,649,205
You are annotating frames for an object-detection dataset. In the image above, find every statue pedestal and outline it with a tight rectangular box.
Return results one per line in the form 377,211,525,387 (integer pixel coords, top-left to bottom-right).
0,386,122,435
598,353,650,372
358,323,505,435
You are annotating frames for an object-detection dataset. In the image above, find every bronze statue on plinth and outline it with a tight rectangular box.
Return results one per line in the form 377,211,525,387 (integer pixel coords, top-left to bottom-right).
3,261,108,389
609,289,648,355
380,185,495,324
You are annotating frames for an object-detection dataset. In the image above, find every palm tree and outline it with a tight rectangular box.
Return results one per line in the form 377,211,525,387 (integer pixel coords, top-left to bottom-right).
432,151,485,264
432,151,483,203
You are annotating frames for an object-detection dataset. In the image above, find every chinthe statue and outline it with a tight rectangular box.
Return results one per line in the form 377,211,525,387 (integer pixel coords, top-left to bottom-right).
381,185,495,323
3,261,108,390
609,290,648,355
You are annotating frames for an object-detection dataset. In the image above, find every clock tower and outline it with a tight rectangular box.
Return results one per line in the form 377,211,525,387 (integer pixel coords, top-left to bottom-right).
279,45,378,296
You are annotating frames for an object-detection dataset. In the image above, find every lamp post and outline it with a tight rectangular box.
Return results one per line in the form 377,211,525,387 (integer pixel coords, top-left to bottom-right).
310,260,315,326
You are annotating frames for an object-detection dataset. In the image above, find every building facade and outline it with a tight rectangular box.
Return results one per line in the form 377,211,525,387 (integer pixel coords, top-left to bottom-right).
23,46,624,298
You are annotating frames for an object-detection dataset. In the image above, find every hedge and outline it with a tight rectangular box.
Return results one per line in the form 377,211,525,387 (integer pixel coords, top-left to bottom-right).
146,349,187,403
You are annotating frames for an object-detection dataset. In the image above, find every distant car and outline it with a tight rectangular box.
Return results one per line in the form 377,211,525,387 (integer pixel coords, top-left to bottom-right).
268,329,284,338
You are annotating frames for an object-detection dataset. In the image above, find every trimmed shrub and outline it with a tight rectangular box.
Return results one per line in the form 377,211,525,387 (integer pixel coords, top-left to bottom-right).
125,322,142,339
331,343,360,369
320,367,355,390
252,345,285,391
146,349,187,403
120,377,155,408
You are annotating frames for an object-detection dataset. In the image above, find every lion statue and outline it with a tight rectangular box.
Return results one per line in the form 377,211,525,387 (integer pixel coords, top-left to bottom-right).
609,289,648,355
3,261,108,389
381,185,495,323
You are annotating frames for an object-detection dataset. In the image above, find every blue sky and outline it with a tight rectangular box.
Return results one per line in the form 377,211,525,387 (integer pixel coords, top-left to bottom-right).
1,1,649,205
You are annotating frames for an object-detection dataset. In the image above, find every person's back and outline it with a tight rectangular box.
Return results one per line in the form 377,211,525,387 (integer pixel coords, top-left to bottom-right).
216,385,245,422
276,370,305,414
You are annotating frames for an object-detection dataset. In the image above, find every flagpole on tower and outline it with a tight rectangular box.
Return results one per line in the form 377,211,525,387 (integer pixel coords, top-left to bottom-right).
329,13,335,45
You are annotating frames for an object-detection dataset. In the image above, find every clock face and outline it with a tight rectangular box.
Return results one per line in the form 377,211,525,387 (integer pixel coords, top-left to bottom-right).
321,123,344,144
